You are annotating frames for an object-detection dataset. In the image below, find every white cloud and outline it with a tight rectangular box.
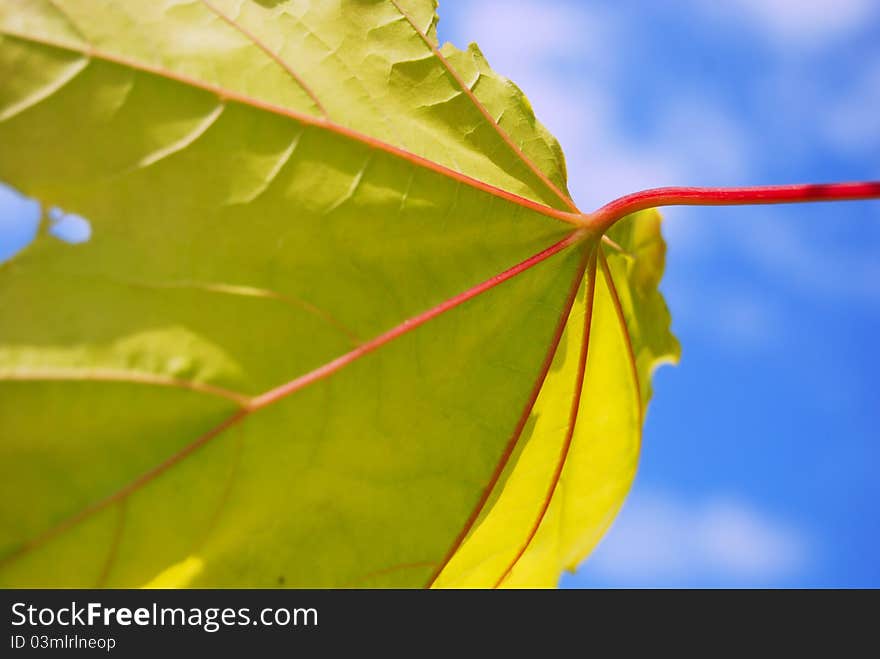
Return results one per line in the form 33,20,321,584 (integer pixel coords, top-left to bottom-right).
732,211,880,303
824,58,880,156
698,0,877,50
453,0,758,213
453,0,616,180
581,490,808,585
712,290,782,348
453,0,880,312
654,97,755,184
456,0,612,70
658,258,786,351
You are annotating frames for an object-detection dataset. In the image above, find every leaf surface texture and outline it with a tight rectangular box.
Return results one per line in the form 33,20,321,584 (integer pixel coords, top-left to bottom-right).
0,0,678,587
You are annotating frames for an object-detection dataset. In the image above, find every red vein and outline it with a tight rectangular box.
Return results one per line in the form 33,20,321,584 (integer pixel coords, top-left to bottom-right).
95,501,126,587
601,235,630,257
587,182,880,233
194,426,245,552
198,0,328,118
0,369,250,406
0,231,583,568
0,407,250,569
248,230,585,410
389,0,579,214
494,248,598,588
344,560,436,587
0,28,585,228
425,249,590,588
599,250,642,423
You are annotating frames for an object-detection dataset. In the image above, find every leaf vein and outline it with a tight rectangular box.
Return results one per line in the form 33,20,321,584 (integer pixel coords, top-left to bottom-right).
0,368,250,406
599,250,642,422
198,0,328,118
134,102,225,170
0,232,583,571
494,247,598,587
388,0,579,213
0,27,586,227
426,248,590,587
0,54,88,122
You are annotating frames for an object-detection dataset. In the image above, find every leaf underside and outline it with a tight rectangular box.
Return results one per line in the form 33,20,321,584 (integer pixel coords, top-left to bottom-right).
0,0,678,587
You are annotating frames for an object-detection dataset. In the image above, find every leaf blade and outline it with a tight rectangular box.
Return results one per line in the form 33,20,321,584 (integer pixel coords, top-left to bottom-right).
0,0,678,587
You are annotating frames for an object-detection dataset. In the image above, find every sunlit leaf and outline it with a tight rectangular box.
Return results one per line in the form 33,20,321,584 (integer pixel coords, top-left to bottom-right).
0,0,678,587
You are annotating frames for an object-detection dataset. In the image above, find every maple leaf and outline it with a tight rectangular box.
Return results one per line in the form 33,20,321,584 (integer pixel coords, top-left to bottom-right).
0,0,680,587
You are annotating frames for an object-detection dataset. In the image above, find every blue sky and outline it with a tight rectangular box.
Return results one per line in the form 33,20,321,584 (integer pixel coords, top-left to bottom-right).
1,0,877,588
437,0,880,587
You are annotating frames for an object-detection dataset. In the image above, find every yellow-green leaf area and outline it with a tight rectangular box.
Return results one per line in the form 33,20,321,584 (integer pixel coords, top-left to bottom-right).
0,0,677,587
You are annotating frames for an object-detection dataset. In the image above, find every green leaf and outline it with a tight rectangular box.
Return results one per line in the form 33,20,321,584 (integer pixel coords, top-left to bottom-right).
0,0,678,587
